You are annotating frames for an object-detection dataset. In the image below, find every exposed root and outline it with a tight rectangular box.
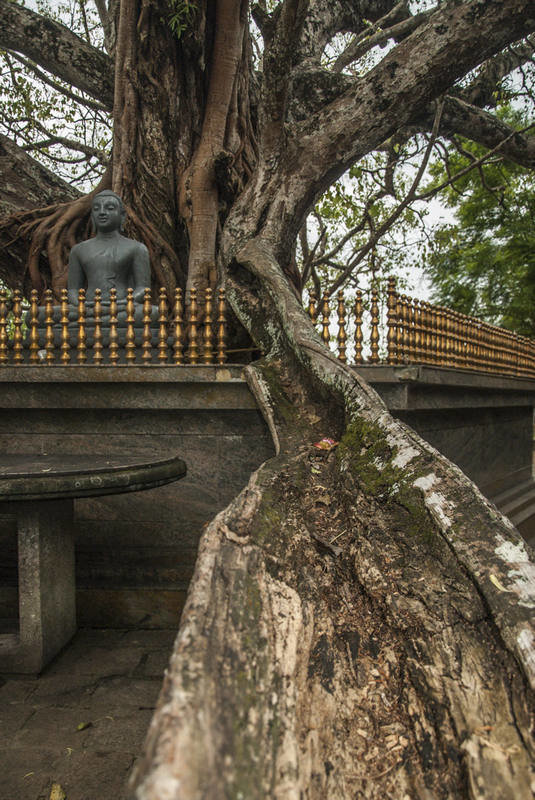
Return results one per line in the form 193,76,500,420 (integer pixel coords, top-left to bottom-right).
0,191,102,297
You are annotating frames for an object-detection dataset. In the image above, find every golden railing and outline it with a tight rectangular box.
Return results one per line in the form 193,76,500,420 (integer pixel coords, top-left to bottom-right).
2,278,535,377
0,286,227,365
307,277,535,379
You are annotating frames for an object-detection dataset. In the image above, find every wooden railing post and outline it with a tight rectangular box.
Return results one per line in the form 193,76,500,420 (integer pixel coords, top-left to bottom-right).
142,289,153,364
217,288,226,365
60,288,71,365
354,291,363,365
320,292,330,349
29,289,40,364
12,289,24,364
203,288,214,364
386,277,398,365
337,291,347,363
0,287,8,365
173,288,184,365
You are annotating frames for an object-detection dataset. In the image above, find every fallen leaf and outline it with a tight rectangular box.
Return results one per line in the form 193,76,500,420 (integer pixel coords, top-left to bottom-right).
489,574,510,592
49,783,66,800
76,721,92,731
313,437,339,451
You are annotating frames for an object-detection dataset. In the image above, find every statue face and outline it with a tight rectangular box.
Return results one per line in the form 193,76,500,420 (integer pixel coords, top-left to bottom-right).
91,195,124,233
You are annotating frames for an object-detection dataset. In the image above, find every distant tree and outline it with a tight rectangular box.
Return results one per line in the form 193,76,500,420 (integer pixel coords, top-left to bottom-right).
425,110,535,335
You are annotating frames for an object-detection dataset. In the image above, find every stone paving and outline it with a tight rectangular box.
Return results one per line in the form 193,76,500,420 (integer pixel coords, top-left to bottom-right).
0,628,176,800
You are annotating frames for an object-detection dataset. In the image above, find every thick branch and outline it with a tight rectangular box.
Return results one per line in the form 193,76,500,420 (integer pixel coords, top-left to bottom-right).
234,0,535,263
0,133,81,288
182,0,248,293
457,36,535,108
333,7,433,72
416,97,535,169
0,0,114,109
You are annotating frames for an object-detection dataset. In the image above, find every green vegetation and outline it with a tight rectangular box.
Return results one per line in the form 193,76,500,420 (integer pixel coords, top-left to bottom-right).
424,109,535,335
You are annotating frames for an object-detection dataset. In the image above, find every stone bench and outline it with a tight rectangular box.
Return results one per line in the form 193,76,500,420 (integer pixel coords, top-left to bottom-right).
0,453,186,673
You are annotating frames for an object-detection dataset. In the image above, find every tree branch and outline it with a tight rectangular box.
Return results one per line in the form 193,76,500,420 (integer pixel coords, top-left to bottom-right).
239,0,535,265
0,0,114,109
457,35,535,108
0,133,81,288
328,100,445,293
333,7,433,73
415,96,535,169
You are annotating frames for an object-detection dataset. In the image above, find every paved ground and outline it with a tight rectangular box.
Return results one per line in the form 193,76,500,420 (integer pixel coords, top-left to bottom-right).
0,628,176,800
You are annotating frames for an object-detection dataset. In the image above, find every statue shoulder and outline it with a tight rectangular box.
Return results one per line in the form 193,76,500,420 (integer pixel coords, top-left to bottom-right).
123,237,149,261
132,238,149,256
69,239,91,261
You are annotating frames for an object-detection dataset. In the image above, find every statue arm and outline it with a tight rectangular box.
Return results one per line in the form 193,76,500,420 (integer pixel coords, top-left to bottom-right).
132,243,151,303
67,246,85,304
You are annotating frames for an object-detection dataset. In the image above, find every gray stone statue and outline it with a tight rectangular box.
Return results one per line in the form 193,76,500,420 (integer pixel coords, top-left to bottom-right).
27,190,158,355
68,190,150,307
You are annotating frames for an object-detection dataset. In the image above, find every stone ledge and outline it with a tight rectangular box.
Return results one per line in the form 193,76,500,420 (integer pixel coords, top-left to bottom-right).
0,364,247,382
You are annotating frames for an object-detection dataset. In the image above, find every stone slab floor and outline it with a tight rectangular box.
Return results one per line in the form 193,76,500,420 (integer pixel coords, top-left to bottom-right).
0,628,176,800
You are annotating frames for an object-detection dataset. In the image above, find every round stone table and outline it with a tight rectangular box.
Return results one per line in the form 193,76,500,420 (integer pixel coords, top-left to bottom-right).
0,453,187,673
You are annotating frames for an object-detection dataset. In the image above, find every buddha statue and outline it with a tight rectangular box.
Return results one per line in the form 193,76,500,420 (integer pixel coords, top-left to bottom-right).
68,190,151,309
28,190,159,354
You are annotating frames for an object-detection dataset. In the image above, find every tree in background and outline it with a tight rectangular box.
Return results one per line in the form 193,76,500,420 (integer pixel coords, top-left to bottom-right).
1,3,535,797
425,109,535,335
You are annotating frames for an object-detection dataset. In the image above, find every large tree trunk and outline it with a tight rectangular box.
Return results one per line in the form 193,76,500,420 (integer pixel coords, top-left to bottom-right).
129,239,535,799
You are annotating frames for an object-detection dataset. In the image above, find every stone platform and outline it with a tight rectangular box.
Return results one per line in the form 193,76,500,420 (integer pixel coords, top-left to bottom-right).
0,627,174,800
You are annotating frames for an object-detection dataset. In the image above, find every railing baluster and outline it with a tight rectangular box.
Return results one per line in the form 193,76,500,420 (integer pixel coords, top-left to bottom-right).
12,289,24,365
320,292,330,348
158,288,168,363
93,288,103,365
43,289,55,364
60,289,71,365
125,288,136,364
109,288,119,365
217,288,226,365
337,291,347,363
0,288,8,365
173,288,184,365
188,288,199,364
413,299,422,363
386,277,398,365
77,289,87,364
203,288,214,364
308,291,318,326
370,287,379,364
354,290,363,365
142,288,153,364
29,289,40,364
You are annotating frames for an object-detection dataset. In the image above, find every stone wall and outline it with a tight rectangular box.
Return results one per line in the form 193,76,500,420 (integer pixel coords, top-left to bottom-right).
0,367,274,628
1,364,534,629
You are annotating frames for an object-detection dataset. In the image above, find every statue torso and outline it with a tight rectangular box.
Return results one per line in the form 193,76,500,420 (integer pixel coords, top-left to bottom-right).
71,236,145,300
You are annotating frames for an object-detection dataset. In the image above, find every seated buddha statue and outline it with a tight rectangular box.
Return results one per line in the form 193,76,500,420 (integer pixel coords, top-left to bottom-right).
29,190,158,351
68,190,151,314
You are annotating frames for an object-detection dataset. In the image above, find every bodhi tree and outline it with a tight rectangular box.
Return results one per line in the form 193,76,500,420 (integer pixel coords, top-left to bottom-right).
1,1,535,797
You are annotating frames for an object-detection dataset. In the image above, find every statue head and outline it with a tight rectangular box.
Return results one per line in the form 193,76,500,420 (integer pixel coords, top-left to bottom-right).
91,190,126,233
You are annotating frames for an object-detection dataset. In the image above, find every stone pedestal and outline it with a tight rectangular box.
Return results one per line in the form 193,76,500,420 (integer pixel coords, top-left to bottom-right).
0,499,76,673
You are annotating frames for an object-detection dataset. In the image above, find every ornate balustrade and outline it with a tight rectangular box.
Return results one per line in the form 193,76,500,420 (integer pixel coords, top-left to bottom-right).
307,277,535,379
0,286,227,365
2,278,535,377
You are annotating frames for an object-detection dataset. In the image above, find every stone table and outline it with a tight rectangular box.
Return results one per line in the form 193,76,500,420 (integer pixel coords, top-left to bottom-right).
0,453,187,673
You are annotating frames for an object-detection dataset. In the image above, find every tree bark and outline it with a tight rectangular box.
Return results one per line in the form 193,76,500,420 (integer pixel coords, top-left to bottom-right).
129,239,535,799
0,0,113,108
0,134,81,291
